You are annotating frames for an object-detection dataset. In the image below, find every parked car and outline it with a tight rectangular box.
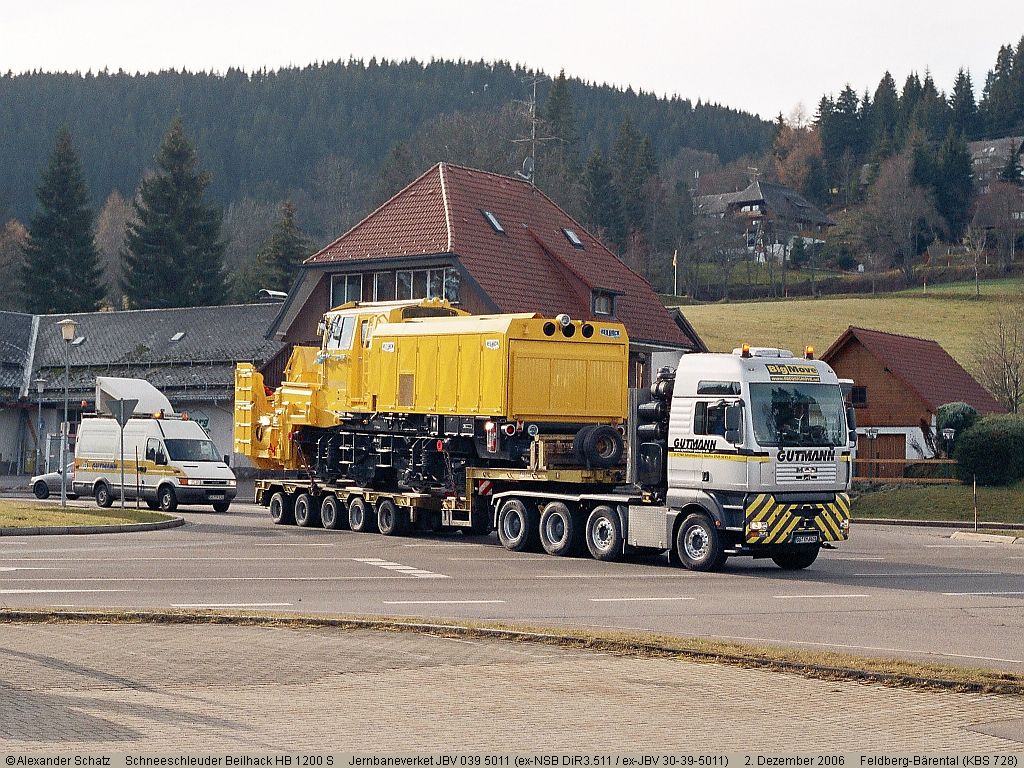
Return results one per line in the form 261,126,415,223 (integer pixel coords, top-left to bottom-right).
30,466,78,500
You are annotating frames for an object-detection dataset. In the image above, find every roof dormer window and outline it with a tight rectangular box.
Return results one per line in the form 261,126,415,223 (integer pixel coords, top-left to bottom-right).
481,210,505,234
562,228,584,249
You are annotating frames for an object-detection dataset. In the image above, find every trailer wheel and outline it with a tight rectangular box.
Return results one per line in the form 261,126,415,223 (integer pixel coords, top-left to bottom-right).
95,482,113,508
320,495,347,530
269,491,294,525
771,545,820,570
376,498,406,536
539,502,579,556
497,499,539,552
675,513,727,572
293,493,320,528
585,505,623,561
348,497,376,533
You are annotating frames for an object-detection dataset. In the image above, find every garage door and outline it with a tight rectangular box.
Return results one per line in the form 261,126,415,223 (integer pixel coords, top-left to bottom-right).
855,433,906,479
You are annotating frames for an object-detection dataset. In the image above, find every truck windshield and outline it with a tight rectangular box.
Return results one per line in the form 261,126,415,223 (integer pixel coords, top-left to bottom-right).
164,438,221,462
750,383,846,448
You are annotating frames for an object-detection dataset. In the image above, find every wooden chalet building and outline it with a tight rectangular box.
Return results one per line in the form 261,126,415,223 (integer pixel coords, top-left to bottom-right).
268,163,705,387
821,327,1005,474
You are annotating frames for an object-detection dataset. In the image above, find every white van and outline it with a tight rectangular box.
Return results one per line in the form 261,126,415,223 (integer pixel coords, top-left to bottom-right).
73,414,237,512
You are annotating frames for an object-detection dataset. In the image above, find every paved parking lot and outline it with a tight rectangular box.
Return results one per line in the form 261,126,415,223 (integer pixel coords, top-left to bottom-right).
1,622,1023,752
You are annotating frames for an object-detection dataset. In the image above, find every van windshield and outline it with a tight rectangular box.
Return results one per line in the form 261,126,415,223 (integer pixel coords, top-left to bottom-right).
164,438,221,462
750,383,846,448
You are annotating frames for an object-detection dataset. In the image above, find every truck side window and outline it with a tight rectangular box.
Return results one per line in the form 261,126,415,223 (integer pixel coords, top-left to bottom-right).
694,402,728,437
326,317,356,350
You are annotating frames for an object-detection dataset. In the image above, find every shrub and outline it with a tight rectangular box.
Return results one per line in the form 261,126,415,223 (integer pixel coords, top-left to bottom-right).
954,415,1024,485
936,402,979,455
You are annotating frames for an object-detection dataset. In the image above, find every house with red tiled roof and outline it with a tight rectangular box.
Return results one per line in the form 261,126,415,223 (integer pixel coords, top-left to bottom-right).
269,163,705,386
821,326,1005,471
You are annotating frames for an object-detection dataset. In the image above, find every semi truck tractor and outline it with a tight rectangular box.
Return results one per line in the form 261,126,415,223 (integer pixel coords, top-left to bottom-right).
235,299,853,571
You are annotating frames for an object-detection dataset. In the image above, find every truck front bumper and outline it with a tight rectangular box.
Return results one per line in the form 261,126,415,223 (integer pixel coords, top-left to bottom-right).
743,492,850,546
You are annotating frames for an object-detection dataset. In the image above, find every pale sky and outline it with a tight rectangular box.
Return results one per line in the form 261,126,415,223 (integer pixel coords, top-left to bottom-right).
6,1,1022,119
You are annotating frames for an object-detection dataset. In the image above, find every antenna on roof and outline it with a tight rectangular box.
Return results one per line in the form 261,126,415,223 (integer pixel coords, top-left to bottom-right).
513,74,555,187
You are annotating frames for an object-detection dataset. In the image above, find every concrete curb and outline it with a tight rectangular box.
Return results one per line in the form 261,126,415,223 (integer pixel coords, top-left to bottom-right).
852,517,1024,531
2,608,1022,697
0,515,185,536
950,531,1024,544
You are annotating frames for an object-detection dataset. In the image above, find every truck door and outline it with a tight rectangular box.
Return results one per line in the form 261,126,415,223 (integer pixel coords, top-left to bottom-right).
692,399,746,491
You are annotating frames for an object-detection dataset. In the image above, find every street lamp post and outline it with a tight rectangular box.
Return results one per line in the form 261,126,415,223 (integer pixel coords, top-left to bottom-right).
57,318,78,509
33,378,46,474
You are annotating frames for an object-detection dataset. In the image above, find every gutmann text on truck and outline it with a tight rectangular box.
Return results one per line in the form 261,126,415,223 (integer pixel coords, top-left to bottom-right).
234,299,853,570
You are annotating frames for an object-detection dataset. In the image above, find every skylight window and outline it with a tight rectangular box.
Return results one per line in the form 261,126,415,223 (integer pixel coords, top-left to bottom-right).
71,336,85,346
170,331,186,342
563,228,584,249
481,210,505,234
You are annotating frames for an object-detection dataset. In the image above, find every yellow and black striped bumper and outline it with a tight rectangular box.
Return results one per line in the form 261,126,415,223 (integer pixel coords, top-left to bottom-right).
745,493,850,545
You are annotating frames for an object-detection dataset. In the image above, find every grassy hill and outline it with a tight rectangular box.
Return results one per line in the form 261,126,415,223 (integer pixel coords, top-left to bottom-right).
680,293,1022,374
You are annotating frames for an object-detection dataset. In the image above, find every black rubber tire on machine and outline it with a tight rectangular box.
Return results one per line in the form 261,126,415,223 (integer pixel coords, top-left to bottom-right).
268,491,294,525
497,498,540,552
674,513,728,572
293,492,320,527
469,498,492,536
146,500,160,511
320,495,348,530
585,505,623,561
33,481,49,500
771,545,821,570
376,498,405,536
574,425,624,468
212,501,231,513
348,496,377,533
539,501,579,556
95,482,113,509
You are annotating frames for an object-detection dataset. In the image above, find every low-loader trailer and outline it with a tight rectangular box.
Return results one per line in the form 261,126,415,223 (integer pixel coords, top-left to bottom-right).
236,299,852,570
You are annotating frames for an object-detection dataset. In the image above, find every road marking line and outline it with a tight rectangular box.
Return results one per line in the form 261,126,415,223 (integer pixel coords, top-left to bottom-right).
704,633,1024,665
925,544,1001,548
0,593,130,598
0,576,436,582
589,596,696,602
253,543,335,547
383,600,505,605
171,603,293,608
773,594,870,599
851,572,1003,577
0,567,61,571
942,591,1024,596
448,557,539,561
351,557,450,579
0,557,366,562
535,574,678,579
830,556,885,561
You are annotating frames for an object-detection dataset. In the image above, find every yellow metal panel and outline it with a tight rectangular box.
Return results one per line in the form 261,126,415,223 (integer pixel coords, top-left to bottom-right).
416,336,439,411
436,335,459,413
457,335,481,414
479,333,506,416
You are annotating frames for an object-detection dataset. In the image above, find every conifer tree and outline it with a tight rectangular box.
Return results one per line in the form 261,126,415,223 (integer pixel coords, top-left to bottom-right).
934,130,974,239
1000,149,1023,185
582,151,626,251
21,128,104,314
259,200,309,288
122,117,227,308
949,69,978,139
871,72,900,148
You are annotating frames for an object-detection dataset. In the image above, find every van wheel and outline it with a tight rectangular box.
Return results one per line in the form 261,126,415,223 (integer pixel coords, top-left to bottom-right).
497,499,540,552
675,513,727,572
157,485,178,513
348,497,376,533
320,495,347,530
539,502,579,556
145,500,160,511
95,483,113,508
376,499,406,536
211,501,231,513
585,505,623,561
293,493,320,527
269,491,293,525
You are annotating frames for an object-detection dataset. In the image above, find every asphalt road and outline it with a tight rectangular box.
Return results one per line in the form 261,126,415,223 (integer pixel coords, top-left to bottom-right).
2,496,1023,671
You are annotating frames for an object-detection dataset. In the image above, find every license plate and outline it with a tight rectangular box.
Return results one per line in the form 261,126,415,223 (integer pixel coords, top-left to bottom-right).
793,533,818,544
208,493,225,500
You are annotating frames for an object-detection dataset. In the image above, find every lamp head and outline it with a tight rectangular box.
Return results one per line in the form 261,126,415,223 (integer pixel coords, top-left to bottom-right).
57,318,78,343
33,378,46,394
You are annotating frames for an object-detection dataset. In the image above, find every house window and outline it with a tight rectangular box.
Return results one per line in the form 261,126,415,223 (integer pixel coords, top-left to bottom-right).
481,210,505,234
374,271,395,301
592,290,615,316
396,267,461,303
562,228,584,249
851,386,868,408
329,274,362,307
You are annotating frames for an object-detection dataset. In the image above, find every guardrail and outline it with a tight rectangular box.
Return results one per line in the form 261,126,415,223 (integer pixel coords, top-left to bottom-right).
853,457,959,484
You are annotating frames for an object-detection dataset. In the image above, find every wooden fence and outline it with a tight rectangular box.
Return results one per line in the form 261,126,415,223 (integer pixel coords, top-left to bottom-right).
853,457,959,484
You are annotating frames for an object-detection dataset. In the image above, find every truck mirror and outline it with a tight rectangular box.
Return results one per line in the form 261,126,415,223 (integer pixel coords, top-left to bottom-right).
223,454,231,466
724,404,742,445
846,406,857,445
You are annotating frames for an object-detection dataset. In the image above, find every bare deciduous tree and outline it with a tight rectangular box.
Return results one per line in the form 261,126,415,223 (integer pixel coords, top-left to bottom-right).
95,191,132,308
974,301,1024,413
0,219,27,311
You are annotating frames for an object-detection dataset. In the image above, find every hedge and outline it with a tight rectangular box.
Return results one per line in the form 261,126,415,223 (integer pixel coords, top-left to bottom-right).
954,415,1024,485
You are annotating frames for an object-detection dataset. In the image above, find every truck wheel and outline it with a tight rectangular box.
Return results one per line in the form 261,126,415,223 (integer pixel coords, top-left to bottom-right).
348,497,377,533
157,485,178,513
675,513,727,572
772,546,820,570
497,499,540,552
539,502,579,556
293,493,320,528
320,495,348,530
269,491,294,525
582,425,624,468
212,501,231,513
376,498,406,536
585,505,623,561
95,482,113,508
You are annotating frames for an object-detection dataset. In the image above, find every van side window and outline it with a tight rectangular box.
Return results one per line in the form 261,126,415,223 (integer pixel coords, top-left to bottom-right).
694,401,728,437
147,438,166,465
